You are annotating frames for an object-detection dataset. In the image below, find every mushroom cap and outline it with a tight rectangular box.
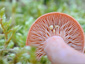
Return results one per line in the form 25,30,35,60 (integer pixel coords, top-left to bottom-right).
26,12,84,60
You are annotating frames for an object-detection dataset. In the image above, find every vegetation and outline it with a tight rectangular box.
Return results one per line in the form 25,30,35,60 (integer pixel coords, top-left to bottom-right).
0,0,85,64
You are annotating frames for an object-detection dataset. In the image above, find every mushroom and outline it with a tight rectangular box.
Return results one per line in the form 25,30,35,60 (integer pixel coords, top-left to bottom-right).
26,12,84,60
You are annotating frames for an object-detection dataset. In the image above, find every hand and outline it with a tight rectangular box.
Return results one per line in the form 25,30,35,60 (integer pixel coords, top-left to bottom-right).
44,36,85,64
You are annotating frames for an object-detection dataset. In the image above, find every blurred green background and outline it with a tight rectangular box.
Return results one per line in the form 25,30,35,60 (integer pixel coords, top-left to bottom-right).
0,0,85,64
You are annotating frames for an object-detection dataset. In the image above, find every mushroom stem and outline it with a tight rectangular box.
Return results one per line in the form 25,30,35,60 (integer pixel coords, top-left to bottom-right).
44,36,85,64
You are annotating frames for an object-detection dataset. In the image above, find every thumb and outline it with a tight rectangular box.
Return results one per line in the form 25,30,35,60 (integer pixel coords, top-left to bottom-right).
44,36,85,64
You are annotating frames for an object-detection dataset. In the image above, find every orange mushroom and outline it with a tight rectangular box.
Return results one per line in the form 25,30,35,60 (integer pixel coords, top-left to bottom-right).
26,12,84,60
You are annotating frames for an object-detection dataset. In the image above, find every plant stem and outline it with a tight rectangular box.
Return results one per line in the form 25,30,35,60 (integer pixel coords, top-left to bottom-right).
6,29,13,34
0,18,8,40
5,32,14,48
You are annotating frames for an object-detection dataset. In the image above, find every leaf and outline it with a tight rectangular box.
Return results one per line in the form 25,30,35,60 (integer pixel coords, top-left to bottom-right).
0,34,5,39
11,25,20,32
7,40,14,48
0,8,5,17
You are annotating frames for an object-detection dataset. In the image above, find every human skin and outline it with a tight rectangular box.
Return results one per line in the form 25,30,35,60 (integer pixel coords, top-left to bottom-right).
44,36,85,64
